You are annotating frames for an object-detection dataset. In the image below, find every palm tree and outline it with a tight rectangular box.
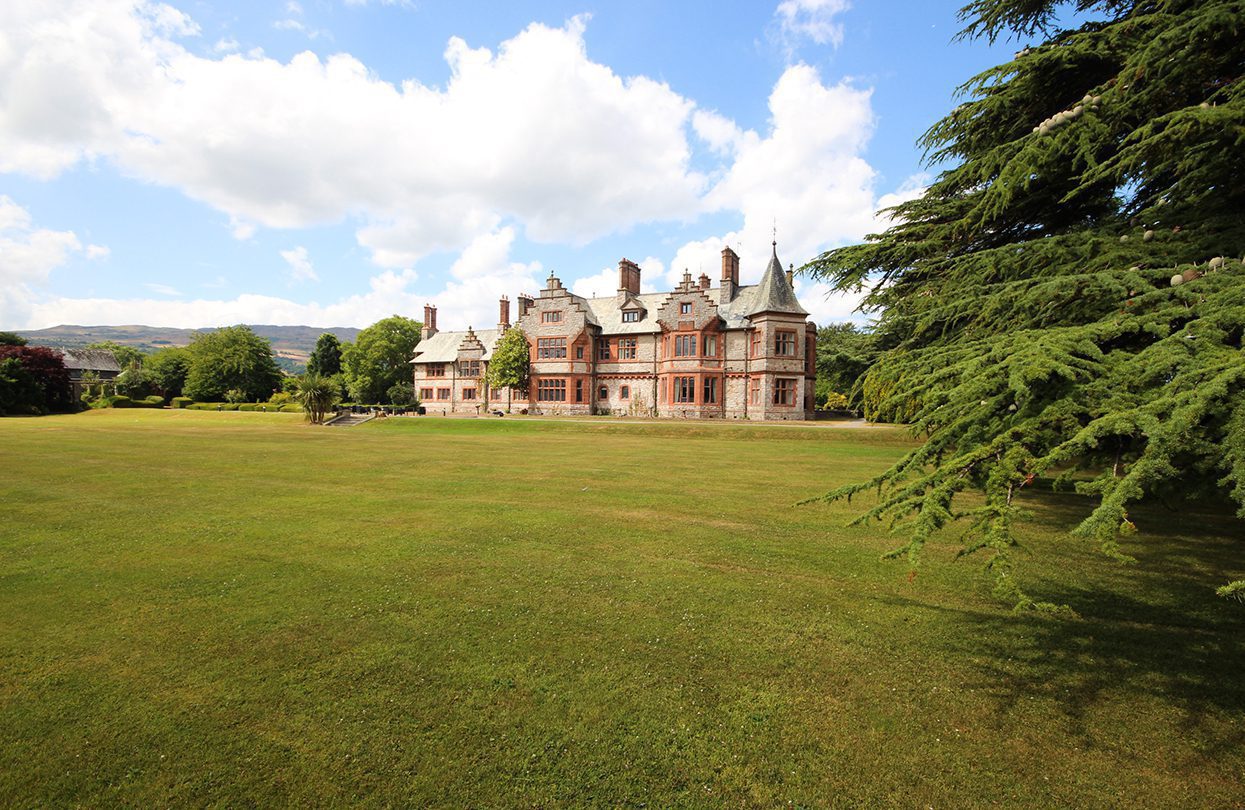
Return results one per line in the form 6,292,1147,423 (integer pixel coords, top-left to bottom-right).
295,372,339,424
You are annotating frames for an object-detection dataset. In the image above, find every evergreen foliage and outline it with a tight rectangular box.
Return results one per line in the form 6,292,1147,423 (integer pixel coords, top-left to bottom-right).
0,331,27,346
342,316,421,404
485,327,531,412
805,0,1245,606
295,372,340,424
307,332,343,376
183,326,283,403
815,323,881,408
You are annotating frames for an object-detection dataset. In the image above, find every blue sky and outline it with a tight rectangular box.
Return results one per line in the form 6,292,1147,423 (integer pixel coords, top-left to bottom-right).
0,0,1021,331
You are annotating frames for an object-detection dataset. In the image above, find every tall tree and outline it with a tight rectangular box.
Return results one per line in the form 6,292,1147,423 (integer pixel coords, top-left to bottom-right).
485,328,530,412
0,332,26,346
183,326,283,403
805,0,1245,606
815,323,881,408
145,347,191,399
342,316,421,404
307,332,343,376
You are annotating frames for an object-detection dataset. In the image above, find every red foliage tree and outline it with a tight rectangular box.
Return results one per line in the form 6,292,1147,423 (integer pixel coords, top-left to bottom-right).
0,346,72,414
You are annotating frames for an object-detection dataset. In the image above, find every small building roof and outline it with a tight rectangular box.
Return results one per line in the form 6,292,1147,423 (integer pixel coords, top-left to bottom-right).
744,245,808,317
59,348,122,373
410,329,502,363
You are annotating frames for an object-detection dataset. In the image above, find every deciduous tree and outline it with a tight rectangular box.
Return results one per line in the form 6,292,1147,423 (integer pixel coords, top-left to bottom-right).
805,0,1245,606
342,316,421,404
183,326,283,403
485,328,530,412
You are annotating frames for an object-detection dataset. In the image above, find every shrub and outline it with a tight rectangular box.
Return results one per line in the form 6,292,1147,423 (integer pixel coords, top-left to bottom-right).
143,395,165,406
278,403,304,413
104,395,133,408
238,403,257,412
171,397,193,409
268,391,293,406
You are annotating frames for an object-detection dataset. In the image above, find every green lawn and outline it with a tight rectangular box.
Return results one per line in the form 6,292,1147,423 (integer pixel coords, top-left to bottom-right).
1,410,1242,807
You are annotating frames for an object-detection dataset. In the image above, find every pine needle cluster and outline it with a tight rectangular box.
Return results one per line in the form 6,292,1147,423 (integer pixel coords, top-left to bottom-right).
805,0,1245,607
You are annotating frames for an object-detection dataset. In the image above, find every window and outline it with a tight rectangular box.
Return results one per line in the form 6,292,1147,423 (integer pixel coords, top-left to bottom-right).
750,378,761,405
618,338,637,359
774,378,796,406
491,388,502,400
775,331,796,356
459,360,480,377
674,335,697,357
437,388,451,400
428,363,446,377
542,311,563,323
750,331,762,357
420,388,433,400
674,376,696,403
537,338,566,359
576,345,584,359
598,340,611,360
680,302,692,315
703,377,718,404
575,379,583,402
704,335,717,357
537,379,566,401
598,385,608,400
622,310,640,323
620,385,630,399
463,387,476,400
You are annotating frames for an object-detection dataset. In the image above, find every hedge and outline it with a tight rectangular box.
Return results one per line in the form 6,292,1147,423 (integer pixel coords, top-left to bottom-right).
183,402,303,413
171,397,193,409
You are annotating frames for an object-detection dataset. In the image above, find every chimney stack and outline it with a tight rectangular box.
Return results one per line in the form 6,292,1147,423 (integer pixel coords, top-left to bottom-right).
617,258,641,295
698,273,710,291
517,294,535,318
721,247,740,301
498,295,510,331
786,263,795,288
421,304,438,341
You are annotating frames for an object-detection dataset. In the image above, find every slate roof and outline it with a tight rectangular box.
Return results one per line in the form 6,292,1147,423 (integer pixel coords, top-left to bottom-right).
584,293,666,334
743,246,808,317
60,348,123,373
410,329,501,363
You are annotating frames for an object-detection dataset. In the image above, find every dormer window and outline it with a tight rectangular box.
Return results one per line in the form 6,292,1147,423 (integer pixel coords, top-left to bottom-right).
680,302,692,315
622,310,640,323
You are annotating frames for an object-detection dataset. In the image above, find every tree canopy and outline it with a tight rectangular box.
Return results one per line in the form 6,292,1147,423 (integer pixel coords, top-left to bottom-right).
145,347,191,399
307,332,343,376
815,323,881,408
485,327,530,411
0,346,72,415
183,326,283,403
805,0,1245,606
342,316,421,404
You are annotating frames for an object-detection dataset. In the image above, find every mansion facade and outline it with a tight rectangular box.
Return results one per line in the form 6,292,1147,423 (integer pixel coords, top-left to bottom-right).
411,244,816,420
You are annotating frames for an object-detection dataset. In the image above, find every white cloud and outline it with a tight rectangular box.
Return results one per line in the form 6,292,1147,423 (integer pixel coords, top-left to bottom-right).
774,0,851,49
144,282,181,296
0,4,705,264
0,196,108,326
279,245,319,283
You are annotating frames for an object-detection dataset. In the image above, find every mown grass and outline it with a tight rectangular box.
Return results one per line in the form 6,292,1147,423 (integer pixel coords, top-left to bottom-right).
1,409,1242,807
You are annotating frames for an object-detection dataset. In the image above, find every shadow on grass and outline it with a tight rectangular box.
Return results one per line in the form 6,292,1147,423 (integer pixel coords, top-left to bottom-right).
893,490,1245,757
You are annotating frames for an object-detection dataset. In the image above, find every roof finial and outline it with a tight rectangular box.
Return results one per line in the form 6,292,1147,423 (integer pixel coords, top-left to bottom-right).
772,217,777,252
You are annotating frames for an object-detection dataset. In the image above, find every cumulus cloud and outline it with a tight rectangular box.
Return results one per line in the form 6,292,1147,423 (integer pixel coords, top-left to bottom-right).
0,196,107,326
0,3,704,265
279,245,319,283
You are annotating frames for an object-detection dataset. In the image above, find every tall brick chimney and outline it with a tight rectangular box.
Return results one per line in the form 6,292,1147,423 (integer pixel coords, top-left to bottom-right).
618,258,641,295
698,273,711,291
421,304,438,341
721,247,740,301
517,294,535,318
498,295,510,332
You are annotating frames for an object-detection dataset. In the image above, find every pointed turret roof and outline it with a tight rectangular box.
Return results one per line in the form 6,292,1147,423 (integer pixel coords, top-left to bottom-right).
745,242,807,316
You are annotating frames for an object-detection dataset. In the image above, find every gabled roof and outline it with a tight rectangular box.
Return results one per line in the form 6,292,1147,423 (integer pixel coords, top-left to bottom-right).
60,348,122,373
410,329,502,363
744,245,808,317
584,292,666,334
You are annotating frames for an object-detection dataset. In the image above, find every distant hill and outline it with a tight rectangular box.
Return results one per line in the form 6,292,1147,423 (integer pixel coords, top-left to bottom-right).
14,324,362,373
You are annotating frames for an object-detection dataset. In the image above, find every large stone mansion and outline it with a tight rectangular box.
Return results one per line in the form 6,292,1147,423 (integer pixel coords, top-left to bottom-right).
411,244,816,420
